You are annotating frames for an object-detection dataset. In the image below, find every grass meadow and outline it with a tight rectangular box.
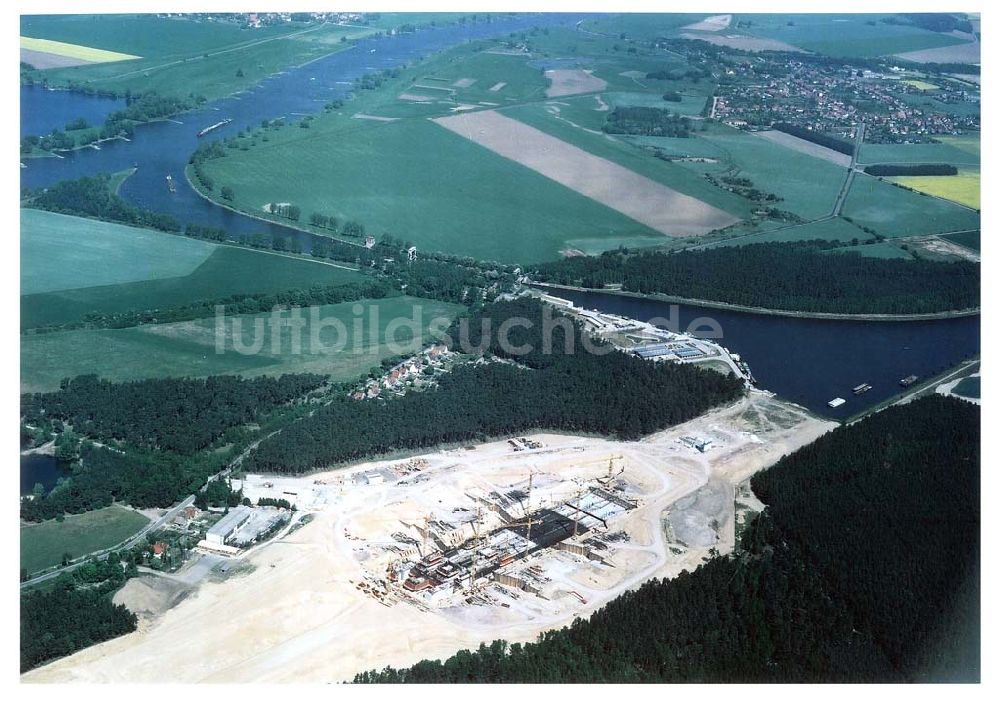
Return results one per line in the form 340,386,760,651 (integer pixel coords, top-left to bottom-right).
21,15,372,101
21,296,464,392
842,174,980,238
201,115,663,263
21,505,149,575
21,211,369,329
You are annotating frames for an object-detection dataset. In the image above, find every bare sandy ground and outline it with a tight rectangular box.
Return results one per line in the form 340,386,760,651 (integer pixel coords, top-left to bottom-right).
24,393,834,683
680,33,804,53
353,113,398,122
21,48,94,69
544,69,607,98
433,110,738,236
896,41,980,64
681,15,732,32
757,130,852,167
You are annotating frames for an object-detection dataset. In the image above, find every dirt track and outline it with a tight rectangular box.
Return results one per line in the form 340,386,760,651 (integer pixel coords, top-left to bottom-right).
433,110,738,237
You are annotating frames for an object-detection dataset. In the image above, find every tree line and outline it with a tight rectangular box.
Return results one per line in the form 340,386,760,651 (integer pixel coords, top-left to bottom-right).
245,299,743,474
22,373,326,457
772,123,854,155
355,395,979,682
25,281,395,335
21,556,139,673
603,106,692,137
864,163,958,176
532,241,980,314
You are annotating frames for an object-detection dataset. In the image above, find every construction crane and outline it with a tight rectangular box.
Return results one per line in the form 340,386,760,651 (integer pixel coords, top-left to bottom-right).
421,513,434,557
467,507,484,593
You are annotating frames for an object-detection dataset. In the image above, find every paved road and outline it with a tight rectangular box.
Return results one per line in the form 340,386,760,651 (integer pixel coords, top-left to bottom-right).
831,121,865,217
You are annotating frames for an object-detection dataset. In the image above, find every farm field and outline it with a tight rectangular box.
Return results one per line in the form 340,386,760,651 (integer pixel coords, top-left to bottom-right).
199,115,667,263
21,297,464,392
22,213,369,329
858,133,980,165
841,173,980,238
21,209,218,295
21,505,149,575
680,125,850,220
500,103,750,219
20,36,140,67
605,91,708,117
20,14,372,101
942,230,981,252
735,13,970,57
434,110,738,237
892,169,980,209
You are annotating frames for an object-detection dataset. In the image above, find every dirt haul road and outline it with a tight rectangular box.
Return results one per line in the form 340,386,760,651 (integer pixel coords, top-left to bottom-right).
24,393,834,683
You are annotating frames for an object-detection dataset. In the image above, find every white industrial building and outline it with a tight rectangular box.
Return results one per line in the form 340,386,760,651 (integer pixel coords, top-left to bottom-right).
205,507,252,545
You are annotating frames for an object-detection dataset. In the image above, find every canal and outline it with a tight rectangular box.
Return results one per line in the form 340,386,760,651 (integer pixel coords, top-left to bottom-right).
541,287,980,420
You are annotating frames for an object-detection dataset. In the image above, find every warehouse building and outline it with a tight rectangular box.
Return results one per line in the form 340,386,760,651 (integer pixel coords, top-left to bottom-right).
205,507,252,545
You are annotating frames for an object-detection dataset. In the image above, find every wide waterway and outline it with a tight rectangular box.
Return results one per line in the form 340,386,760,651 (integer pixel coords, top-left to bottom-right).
21,13,584,249
20,15,981,421
541,286,980,420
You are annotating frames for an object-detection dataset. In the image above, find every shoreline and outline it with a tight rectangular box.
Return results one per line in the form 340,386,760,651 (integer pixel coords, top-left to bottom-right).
530,281,981,322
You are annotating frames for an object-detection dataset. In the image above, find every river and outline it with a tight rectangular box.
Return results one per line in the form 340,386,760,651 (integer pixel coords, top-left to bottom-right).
19,15,980,421
541,287,980,420
20,13,584,248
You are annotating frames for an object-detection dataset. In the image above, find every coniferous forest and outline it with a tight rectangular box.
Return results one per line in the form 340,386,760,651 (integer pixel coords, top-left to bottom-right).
245,299,744,474
532,242,980,315
355,395,980,683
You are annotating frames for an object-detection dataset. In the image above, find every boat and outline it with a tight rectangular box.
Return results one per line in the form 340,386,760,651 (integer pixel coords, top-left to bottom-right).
852,383,872,395
165,174,175,192
827,398,846,408
899,375,919,387
197,118,232,137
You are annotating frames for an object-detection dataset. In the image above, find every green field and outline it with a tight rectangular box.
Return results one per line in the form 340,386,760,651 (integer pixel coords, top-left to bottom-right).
21,209,218,295
499,104,751,219
942,230,980,252
21,504,149,575
22,296,464,391
605,91,708,117
21,14,373,100
736,13,970,57
858,133,980,165
200,113,667,263
842,174,980,238
22,210,369,329
952,376,981,399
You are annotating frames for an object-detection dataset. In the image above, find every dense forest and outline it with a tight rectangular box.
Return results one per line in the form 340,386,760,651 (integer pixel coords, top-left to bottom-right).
27,281,395,333
772,123,854,155
25,174,182,233
532,241,980,314
864,163,958,176
355,395,980,682
20,442,229,521
21,556,138,673
22,374,324,455
245,299,743,473
603,106,691,137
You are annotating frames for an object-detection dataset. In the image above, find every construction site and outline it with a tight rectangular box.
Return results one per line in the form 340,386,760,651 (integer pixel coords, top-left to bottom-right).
24,392,836,683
